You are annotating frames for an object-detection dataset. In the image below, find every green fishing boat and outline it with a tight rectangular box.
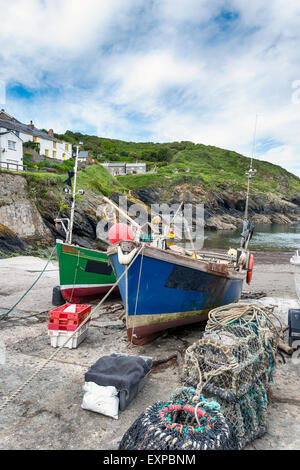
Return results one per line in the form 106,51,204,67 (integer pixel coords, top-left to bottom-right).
56,240,117,303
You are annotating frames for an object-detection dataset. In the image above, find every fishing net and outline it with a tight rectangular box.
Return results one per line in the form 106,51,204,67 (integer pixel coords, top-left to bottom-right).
119,400,238,450
181,325,267,400
206,303,280,385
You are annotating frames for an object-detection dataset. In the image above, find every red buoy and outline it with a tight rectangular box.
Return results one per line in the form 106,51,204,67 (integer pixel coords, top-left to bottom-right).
247,253,254,284
109,223,134,245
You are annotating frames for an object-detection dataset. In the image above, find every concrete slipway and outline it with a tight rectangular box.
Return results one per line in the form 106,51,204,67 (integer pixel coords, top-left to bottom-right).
0,255,299,450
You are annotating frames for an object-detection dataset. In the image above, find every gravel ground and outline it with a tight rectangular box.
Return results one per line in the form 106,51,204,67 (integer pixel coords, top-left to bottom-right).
0,253,299,451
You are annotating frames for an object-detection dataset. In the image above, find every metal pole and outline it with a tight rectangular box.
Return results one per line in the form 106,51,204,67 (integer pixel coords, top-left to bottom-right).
244,115,258,221
68,144,79,244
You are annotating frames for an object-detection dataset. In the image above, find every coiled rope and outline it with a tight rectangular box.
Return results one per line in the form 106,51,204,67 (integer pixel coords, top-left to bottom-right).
206,302,283,338
0,245,144,412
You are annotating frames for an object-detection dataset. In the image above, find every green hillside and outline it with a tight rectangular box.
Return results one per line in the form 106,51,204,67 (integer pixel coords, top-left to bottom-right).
55,131,300,198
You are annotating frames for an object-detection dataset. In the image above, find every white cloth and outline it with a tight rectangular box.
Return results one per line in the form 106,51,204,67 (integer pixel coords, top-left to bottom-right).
81,382,119,420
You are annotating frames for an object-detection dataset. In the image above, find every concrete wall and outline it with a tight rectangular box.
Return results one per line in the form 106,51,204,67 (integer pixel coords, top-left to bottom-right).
24,150,69,166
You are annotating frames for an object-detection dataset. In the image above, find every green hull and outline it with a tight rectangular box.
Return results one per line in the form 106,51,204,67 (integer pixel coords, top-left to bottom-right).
56,241,117,303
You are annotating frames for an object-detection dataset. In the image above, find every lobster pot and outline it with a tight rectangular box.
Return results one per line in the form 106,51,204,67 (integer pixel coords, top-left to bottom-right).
119,401,238,451
181,326,267,401
169,382,268,450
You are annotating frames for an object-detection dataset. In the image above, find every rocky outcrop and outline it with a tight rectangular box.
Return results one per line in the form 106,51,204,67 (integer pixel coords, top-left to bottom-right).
134,183,300,230
0,223,27,255
0,174,52,242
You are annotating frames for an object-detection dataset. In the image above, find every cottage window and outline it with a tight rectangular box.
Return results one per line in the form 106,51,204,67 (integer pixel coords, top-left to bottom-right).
53,141,57,149
45,149,49,157
8,140,16,150
65,144,69,151
53,150,57,158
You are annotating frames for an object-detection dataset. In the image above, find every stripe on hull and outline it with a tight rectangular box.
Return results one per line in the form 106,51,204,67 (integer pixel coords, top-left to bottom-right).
60,284,118,303
127,311,210,344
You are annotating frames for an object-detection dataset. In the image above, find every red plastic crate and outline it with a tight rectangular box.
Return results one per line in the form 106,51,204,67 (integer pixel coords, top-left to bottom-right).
48,304,91,331
48,317,91,331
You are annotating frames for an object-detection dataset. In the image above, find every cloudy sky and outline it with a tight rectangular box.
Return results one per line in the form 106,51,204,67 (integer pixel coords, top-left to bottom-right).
0,0,300,176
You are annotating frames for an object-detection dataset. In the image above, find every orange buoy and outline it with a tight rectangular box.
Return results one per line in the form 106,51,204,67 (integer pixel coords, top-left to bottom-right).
247,253,254,284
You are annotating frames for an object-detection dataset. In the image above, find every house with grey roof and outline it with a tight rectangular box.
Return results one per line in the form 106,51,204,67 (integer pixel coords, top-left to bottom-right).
0,109,73,171
101,162,146,176
78,151,89,162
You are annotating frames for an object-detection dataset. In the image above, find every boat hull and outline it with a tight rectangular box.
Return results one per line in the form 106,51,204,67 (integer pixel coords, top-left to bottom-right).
109,245,245,344
56,241,117,303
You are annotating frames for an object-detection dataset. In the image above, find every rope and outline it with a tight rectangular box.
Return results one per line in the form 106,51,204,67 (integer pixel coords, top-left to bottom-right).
206,303,283,339
130,249,144,346
0,246,57,322
0,245,144,412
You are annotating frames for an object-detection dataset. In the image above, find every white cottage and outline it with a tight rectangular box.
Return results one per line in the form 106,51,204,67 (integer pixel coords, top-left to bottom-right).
0,129,23,171
0,109,73,171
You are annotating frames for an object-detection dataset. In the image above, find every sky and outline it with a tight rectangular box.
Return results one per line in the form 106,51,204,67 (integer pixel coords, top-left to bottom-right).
0,0,300,176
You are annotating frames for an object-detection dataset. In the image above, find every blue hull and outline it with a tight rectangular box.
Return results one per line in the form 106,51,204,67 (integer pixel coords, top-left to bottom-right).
109,248,244,343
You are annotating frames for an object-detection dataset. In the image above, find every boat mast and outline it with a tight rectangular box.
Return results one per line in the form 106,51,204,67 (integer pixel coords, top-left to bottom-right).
244,115,258,221
66,142,82,244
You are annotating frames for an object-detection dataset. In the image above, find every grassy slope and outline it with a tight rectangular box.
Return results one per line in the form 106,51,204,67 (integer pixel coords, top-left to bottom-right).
57,131,300,197
117,147,300,197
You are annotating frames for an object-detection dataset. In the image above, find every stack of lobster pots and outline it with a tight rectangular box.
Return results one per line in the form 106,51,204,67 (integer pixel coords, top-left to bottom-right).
48,303,91,349
180,322,275,449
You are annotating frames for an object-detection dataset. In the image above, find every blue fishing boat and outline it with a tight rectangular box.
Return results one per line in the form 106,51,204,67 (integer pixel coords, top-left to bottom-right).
108,242,250,345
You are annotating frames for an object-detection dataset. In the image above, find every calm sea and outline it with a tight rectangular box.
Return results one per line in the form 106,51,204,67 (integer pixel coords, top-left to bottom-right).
202,221,300,252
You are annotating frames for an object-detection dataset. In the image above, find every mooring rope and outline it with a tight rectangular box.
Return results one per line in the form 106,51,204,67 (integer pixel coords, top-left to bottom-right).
130,248,144,346
206,303,283,338
0,246,57,322
0,245,144,412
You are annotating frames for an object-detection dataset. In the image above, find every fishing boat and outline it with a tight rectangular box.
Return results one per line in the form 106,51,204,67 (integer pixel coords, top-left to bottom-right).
107,136,258,344
108,241,252,345
56,240,116,303
54,145,118,304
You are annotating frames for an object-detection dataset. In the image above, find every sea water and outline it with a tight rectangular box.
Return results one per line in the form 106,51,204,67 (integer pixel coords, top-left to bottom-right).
202,221,300,252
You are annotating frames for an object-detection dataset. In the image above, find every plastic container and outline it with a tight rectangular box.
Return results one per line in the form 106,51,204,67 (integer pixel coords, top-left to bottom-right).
48,304,91,331
48,322,89,349
290,251,300,300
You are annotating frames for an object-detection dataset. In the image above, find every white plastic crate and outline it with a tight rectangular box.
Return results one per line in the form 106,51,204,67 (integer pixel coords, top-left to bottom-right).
48,322,89,349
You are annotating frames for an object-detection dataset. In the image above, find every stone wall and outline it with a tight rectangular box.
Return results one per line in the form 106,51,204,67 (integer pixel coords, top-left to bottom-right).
0,173,52,241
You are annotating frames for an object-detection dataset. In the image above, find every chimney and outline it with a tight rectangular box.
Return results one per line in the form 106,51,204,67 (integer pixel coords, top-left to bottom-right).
28,120,34,130
48,129,54,138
